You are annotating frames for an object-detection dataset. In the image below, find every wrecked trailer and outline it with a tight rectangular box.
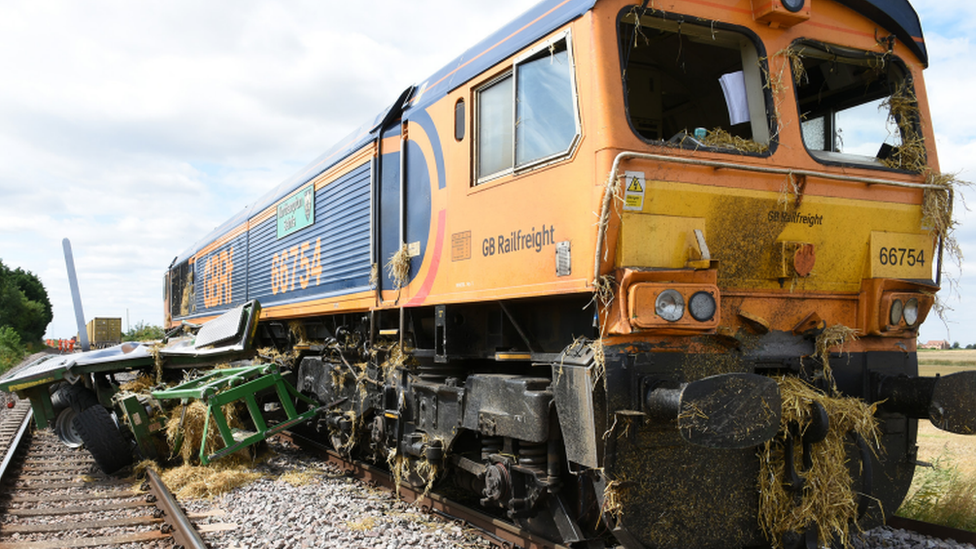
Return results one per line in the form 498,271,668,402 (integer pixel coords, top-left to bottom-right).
0,300,316,472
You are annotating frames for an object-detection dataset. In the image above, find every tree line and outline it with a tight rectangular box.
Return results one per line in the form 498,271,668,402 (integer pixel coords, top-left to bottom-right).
0,259,53,372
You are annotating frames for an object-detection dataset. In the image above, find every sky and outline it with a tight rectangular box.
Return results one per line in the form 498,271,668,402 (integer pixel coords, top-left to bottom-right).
0,0,974,345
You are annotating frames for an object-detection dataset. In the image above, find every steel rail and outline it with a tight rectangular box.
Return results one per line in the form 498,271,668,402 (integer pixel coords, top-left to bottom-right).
887,516,976,545
280,430,569,549
593,150,945,282
147,467,210,549
0,402,33,484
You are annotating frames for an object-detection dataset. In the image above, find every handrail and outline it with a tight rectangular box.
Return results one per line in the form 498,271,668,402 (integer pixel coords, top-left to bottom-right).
593,151,943,281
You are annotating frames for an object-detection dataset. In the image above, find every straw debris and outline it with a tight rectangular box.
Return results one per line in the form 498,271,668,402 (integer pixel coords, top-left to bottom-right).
602,478,627,522
160,462,263,500
699,128,769,154
920,172,970,325
328,409,360,455
288,321,308,345
758,377,881,549
380,343,405,384
119,374,155,394
180,272,194,317
346,516,378,532
256,347,300,368
386,244,411,291
416,454,441,499
147,342,165,385
759,47,804,140
814,324,858,386
879,85,925,172
369,262,379,288
387,448,410,497
589,338,606,386
165,400,246,464
278,470,321,487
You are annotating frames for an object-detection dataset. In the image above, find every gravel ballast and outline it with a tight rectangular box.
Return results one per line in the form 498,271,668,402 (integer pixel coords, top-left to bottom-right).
181,439,491,549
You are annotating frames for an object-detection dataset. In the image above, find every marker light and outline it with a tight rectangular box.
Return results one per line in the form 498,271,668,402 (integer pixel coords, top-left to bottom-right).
689,291,717,322
656,289,685,322
890,299,904,326
903,298,919,326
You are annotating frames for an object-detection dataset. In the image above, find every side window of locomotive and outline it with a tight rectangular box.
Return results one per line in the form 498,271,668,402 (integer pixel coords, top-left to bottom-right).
475,33,579,184
476,74,514,180
619,14,771,150
794,42,921,170
515,39,578,167
455,98,465,141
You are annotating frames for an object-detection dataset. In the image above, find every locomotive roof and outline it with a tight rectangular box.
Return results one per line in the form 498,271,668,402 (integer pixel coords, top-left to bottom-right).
173,0,927,266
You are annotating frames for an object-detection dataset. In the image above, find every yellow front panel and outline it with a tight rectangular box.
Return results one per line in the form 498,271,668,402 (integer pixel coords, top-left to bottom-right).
618,214,705,269
618,180,931,291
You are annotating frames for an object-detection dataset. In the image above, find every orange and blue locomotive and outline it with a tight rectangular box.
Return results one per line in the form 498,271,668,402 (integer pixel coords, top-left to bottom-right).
156,1,975,547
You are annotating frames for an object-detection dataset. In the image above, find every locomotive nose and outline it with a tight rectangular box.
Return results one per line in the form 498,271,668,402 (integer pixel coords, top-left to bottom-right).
874,370,976,435
644,373,782,449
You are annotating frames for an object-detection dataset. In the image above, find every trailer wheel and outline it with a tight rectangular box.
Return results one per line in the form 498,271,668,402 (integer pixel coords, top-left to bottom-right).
50,384,99,448
53,407,84,448
51,384,99,413
71,406,134,474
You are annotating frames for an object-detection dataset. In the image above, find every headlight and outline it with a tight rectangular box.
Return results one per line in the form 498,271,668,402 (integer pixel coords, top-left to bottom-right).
656,289,685,322
782,0,804,12
689,291,717,322
904,298,919,326
890,299,903,326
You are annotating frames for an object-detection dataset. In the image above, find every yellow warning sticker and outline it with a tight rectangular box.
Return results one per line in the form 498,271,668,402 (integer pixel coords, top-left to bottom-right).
623,171,646,211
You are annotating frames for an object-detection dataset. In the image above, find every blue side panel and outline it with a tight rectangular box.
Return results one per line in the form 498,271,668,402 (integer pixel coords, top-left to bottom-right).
408,110,445,190
379,146,401,293
247,162,372,307
193,231,248,317
405,140,431,282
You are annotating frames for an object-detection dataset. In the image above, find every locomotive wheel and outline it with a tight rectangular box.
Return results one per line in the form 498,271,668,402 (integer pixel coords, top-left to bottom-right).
71,405,134,474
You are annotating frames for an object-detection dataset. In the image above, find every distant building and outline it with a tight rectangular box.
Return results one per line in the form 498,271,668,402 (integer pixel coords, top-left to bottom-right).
919,340,950,350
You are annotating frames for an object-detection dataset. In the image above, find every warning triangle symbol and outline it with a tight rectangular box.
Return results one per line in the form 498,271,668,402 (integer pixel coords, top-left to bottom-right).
627,177,644,193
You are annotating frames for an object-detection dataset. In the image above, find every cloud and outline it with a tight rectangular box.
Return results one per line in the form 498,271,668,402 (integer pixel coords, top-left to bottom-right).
0,0,530,338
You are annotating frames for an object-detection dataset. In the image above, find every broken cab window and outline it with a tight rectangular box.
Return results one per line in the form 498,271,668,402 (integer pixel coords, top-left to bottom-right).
619,12,770,152
475,33,579,184
794,42,923,170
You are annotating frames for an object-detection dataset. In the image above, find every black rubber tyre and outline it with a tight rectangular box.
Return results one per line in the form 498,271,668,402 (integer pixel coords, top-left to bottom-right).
72,406,134,474
51,384,99,413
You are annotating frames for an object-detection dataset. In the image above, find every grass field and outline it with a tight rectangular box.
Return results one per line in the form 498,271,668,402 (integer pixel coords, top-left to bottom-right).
912,350,976,477
915,350,976,476
897,350,976,529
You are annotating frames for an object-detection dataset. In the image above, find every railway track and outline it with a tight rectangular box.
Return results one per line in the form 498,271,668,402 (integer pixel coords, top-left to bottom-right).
0,398,226,549
277,430,570,549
